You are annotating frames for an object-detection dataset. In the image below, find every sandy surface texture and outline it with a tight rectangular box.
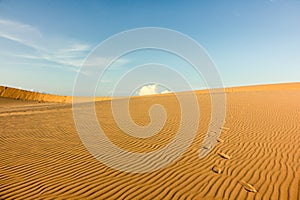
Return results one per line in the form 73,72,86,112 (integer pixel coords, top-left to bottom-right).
0,83,300,199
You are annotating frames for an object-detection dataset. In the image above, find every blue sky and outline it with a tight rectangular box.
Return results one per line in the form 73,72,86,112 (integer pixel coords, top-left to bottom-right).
0,0,299,96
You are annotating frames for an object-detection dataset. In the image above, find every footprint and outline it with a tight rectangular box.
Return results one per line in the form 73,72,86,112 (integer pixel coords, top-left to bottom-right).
212,165,223,174
202,145,212,150
217,138,224,143
218,152,231,159
240,181,257,193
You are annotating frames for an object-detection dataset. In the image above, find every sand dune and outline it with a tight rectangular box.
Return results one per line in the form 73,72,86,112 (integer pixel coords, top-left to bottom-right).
0,86,72,103
0,83,300,199
0,86,110,103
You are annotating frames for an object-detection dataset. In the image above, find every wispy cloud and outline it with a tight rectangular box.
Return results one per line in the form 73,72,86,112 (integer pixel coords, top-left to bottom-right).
60,44,91,52
0,19,43,50
0,18,92,72
77,56,130,77
83,56,129,68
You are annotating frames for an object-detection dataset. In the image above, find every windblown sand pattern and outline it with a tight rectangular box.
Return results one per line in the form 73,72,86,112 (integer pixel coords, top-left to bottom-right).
0,83,300,199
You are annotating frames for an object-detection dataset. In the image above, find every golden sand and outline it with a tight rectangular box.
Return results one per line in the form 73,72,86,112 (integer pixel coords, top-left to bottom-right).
0,86,110,103
0,83,300,199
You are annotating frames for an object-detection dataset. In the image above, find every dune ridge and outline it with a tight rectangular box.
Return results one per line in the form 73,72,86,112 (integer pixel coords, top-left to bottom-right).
0,82,300,199
0,86,111,103
0,86,72,103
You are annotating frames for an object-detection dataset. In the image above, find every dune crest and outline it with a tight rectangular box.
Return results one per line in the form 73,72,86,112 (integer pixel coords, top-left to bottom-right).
0,86,72,103
0,86,111,103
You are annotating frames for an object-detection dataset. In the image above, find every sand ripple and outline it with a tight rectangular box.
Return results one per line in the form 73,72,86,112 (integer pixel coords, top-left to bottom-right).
1,83,300,199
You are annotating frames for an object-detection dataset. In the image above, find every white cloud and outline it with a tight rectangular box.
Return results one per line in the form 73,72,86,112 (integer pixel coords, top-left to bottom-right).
161,90,171,94
137,84,171,96
138,84,158,96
